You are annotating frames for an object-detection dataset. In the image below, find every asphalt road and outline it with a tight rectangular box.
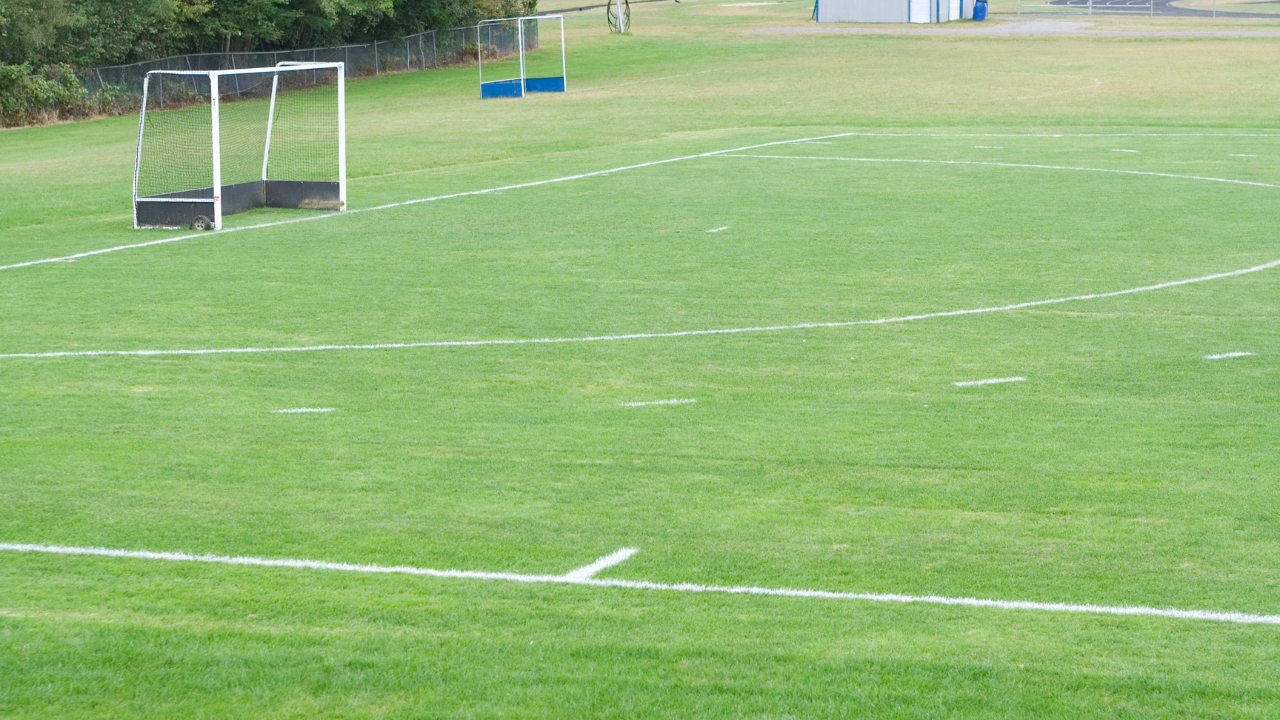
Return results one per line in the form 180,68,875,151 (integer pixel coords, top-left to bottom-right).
1043,0,1280,17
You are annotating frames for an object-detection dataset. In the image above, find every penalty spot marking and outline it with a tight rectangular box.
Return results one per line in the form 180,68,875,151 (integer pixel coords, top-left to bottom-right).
706,226,730,233
273,407,336,414
954,376,1026,387
621,398,697,407
1205,352,1255,360
3,542,1278,626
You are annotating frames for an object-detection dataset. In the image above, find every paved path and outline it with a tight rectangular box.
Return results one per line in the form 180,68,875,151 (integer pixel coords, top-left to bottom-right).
758,18,1280,34
1045,0,1280,18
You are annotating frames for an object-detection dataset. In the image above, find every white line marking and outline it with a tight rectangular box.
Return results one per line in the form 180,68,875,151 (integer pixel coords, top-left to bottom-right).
954,376,1026,387
4,258,1277,360
273,407,336,414
5,134,1272,274
2,542,1276,626
706,226,730,233
620,398,697,407
1204,352,1255,360
1111,149,1140,153
973,146,1004,149
0,131,854,273
573,69,719,92
1229,154,1258,157
562,548,640,580
722,154,1280,190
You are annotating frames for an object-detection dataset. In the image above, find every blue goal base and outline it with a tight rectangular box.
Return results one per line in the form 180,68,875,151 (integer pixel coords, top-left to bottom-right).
525,76,566,93
481,79,524,98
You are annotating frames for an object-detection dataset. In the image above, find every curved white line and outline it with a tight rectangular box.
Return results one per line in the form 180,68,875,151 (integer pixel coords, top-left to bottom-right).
0,132,859,273
724,154,1280,189
3,258,1277,359
5,133,1277,273
3,542,1276,625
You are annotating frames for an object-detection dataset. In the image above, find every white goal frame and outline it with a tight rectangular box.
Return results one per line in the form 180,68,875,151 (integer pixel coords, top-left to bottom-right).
478,16,567,99
133,61,346,230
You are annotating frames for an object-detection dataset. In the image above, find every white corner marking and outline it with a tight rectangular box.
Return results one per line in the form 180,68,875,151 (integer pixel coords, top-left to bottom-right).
562,547,640,581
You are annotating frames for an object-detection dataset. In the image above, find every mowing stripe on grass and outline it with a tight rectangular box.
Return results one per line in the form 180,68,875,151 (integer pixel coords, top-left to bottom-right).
3,542,1277,626
3,258,1277,360
1205,352,1255,360
954,377,1026,387
0,132,859,273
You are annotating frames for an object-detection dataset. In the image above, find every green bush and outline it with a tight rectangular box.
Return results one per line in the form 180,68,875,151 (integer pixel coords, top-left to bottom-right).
0,61,93,126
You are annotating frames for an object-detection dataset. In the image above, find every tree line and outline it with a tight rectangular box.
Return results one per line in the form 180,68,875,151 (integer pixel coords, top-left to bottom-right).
0,0,531,125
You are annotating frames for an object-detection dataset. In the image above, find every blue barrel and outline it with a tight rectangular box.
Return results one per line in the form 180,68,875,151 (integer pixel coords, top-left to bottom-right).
974,0,987,19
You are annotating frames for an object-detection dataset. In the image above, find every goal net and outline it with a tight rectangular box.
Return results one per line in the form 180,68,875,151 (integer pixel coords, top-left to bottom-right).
133,62,346,230
478,16,566,98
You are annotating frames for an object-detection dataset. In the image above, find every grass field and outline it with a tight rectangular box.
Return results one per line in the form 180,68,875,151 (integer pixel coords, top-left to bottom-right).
2,1,1280,717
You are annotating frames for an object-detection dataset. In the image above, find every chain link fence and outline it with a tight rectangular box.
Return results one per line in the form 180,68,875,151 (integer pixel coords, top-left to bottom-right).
78,24,518,113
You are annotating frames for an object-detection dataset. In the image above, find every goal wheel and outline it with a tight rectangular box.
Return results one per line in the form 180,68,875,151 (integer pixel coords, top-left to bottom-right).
191,215,214,231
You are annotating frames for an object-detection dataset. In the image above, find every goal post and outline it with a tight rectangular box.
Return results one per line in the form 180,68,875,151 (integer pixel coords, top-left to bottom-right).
522,16,566,93
133,62,346,230
478,15,566,99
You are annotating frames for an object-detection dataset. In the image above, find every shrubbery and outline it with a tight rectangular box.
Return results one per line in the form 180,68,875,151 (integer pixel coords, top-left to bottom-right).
0,0,533,127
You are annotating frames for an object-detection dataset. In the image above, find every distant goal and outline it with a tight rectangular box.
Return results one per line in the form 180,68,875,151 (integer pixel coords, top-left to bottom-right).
478,16,567,99
133,62,346,230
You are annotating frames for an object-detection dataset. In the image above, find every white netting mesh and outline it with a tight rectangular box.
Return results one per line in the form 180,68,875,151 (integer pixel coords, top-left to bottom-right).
265,67,341,182
136,73,213,198
135,66,340,199
479,20,524,86
521,18,563,83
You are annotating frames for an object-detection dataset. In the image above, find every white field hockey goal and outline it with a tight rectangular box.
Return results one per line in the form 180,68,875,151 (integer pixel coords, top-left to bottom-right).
133,62,346,230
478,16,566,99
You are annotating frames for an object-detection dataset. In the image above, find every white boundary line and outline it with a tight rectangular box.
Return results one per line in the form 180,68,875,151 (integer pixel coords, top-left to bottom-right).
1205,352,1255,360
2,542,1277,626
0,132,855,273
722,154,1280,190
273,407,336,414
954,376,1026,387
575,69,719,92
4,258,1277,360
7,131,1278,274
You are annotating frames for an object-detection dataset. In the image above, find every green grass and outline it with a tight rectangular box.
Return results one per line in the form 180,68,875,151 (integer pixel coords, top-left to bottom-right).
2,1,1280,717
